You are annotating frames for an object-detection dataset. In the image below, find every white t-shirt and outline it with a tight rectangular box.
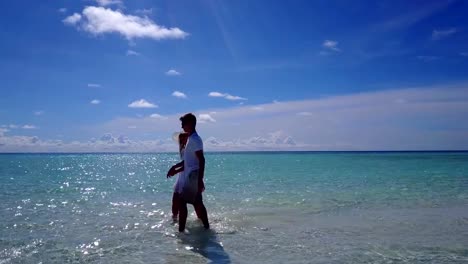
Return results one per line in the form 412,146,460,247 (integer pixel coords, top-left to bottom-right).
176,132,203,193
183,132,203,173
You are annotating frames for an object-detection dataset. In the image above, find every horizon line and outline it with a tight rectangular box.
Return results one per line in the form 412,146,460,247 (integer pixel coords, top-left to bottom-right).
1,150,467,155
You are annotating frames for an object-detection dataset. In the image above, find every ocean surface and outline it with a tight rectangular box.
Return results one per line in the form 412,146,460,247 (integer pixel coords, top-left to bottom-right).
1,152,467,263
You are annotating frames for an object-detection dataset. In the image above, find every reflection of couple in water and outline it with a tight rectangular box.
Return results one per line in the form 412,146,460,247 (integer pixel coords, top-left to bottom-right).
167,113,210,232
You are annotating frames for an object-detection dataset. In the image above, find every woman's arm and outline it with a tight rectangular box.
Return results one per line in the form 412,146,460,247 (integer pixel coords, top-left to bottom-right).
167,160,184,178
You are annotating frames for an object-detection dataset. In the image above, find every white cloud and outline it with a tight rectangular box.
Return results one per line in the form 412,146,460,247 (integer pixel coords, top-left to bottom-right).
172,91,187,98
91,99,101,104
297,111,312,116
34,111,44,116
117,135,129,144
91,134,127,144
166,69,181,76
95,0,123,7
63,13,82,25
88,83,101,88
100,133,115,143
0,135,42,148
251,106,264,111
128,99,158,108
66,6,188,41
22,125,37,129
208,91,247,101
432,28,457,40
225,95,246,100
198,114,216,123
126,50,140,56
323,40,341,52
150,113,168,120
208,92,224,97
58,8,67,13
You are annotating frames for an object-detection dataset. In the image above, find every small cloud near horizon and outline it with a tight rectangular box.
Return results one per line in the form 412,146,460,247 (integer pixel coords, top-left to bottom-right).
88,83,101,88
91,99,101,104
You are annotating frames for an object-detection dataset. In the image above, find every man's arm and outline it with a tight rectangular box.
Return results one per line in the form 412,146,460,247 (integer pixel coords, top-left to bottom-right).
195,150,205,192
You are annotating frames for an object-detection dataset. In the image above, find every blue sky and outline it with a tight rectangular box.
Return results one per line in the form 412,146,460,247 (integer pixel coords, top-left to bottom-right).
1,0,468,151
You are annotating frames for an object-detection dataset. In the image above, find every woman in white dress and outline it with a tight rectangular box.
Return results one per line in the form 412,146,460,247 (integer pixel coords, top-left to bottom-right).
170,132,202,220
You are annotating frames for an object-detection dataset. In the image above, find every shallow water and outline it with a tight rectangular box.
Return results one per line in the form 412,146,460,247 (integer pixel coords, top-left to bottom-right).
1,152,467,263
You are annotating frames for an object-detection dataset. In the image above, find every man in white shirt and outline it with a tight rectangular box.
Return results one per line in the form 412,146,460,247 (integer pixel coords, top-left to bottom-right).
167,113,210,232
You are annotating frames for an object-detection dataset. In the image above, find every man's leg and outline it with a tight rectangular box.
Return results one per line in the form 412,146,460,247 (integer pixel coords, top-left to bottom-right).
193,204,202,219
194,193,209,229
178,198,188,232
172,192,179,220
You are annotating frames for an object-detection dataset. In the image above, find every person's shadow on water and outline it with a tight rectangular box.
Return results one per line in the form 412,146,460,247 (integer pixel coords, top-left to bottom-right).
178,225,231,264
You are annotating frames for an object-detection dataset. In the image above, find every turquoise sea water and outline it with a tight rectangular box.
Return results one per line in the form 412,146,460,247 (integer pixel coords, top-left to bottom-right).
1,152,468,263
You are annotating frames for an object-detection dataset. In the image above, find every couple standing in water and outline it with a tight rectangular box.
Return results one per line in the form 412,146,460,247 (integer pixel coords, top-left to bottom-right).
167,113,210,232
